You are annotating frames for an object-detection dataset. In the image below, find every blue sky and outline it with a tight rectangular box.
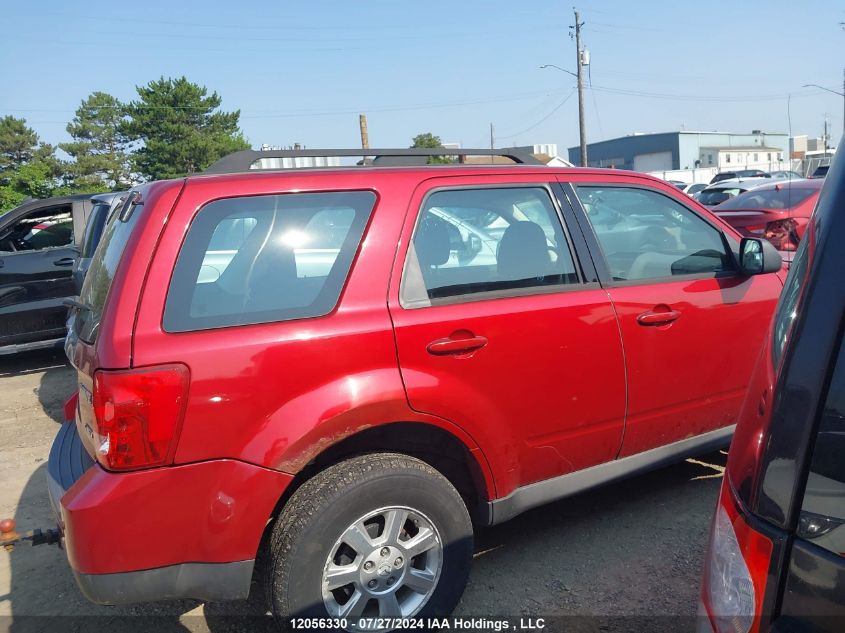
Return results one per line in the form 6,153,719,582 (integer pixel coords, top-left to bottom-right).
2,0,843,157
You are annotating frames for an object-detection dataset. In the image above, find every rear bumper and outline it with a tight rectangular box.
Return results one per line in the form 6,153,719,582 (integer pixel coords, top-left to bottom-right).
47,422,292,604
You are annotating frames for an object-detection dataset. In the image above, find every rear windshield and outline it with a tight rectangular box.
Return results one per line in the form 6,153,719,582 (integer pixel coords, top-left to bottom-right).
698,188,740,206
74,199,143,343
163,191,376,332
716,186,817,210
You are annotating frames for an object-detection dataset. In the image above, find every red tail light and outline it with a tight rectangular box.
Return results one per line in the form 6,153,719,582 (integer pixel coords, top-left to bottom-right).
92,364,190,471
764,218,799,251
701,481,773,633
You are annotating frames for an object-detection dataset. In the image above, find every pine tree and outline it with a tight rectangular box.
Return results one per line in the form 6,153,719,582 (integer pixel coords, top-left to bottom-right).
60,92,131,190
123,76,250,181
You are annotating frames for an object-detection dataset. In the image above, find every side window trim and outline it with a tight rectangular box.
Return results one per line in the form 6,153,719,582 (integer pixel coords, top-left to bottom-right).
566,181,738,286
555,181,612,284
399,183,587,309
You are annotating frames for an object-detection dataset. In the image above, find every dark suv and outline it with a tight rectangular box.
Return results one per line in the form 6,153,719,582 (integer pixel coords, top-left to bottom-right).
699,147,845,631
50,148,785,625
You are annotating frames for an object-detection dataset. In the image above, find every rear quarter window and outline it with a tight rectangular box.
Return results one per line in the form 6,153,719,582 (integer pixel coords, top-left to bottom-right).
163,191,375,332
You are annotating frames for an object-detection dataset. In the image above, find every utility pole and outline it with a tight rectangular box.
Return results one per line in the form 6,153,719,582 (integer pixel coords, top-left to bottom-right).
574,10,587,167
359,114,369,150
489,123,495,163
824,113,830,151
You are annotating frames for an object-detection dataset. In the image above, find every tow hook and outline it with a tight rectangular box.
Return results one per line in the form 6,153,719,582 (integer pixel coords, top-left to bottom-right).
0,519,61,552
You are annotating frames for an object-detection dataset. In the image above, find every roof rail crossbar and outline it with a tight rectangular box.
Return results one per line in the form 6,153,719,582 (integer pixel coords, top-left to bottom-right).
204,148,543,174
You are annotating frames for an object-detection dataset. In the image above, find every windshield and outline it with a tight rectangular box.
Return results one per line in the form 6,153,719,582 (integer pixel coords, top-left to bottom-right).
716,186,818,210
73,200,143,343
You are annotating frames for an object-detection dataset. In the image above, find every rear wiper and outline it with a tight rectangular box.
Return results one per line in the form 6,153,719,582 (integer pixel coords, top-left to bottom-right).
63,299,91,311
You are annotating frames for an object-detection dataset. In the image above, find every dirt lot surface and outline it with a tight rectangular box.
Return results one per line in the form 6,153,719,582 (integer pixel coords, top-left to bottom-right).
0,348,724,632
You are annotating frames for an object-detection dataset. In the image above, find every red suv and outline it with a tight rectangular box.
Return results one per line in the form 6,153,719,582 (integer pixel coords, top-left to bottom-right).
50,148,785,625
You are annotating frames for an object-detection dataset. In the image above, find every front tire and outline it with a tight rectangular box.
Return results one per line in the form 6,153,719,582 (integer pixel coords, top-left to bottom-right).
265,453,473,627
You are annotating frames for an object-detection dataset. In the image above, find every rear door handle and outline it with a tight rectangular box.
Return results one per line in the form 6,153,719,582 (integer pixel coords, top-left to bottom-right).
53,257,75,267
426,335,488,356
637,308,682,326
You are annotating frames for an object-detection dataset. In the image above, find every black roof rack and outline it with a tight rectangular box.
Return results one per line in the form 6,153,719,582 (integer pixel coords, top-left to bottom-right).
203,148,544,174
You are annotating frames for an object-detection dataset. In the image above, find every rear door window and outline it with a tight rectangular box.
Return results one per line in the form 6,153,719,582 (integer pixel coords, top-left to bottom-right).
400,186,579,307
163,191,375,332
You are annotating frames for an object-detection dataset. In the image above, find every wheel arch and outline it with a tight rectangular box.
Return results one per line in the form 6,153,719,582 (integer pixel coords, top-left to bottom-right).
266,421,494,531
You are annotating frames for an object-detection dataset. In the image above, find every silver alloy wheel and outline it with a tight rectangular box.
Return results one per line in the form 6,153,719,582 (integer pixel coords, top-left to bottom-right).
321,506,443,623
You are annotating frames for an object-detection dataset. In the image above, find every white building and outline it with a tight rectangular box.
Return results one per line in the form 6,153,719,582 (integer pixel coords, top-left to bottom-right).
698,146,784,169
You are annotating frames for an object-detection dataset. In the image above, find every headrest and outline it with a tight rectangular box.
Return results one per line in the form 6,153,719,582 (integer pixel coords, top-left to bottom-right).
497,221,551,280
415,216,451,267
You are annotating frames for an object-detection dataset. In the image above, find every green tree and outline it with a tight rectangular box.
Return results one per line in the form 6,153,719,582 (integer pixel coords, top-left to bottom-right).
60,92,131,190
0,116,63,213
0,115,40,172
410,132,453,164
123,76,250,180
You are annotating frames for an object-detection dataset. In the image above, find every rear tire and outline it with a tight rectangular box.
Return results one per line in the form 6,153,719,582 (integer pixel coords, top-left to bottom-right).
265,453,473,628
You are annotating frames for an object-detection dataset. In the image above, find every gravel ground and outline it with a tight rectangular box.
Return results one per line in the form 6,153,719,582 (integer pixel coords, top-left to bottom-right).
0,348,724,632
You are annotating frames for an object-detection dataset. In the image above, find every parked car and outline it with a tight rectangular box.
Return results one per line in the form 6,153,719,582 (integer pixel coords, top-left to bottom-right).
768,170,803,180
668,179,688,190
698,152,843,632
0,193,97,354
682,183,708,197
72,192,126,294
696,178,771,206
49,148,785,624
711,178,823,252
710,169,771,184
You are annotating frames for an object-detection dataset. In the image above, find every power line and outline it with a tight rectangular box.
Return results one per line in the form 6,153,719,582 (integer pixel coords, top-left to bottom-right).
589,84,828,102
5,90,573,124
496,90,577,139
42,11,561,37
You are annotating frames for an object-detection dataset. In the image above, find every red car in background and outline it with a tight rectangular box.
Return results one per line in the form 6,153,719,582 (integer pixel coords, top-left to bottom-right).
711,179,823,253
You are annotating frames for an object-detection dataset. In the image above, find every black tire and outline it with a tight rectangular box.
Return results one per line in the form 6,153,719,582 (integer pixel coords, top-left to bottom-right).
264,452,473,626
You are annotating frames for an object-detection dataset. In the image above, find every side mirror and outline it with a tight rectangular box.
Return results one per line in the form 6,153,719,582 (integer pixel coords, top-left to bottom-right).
739,237,783,276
